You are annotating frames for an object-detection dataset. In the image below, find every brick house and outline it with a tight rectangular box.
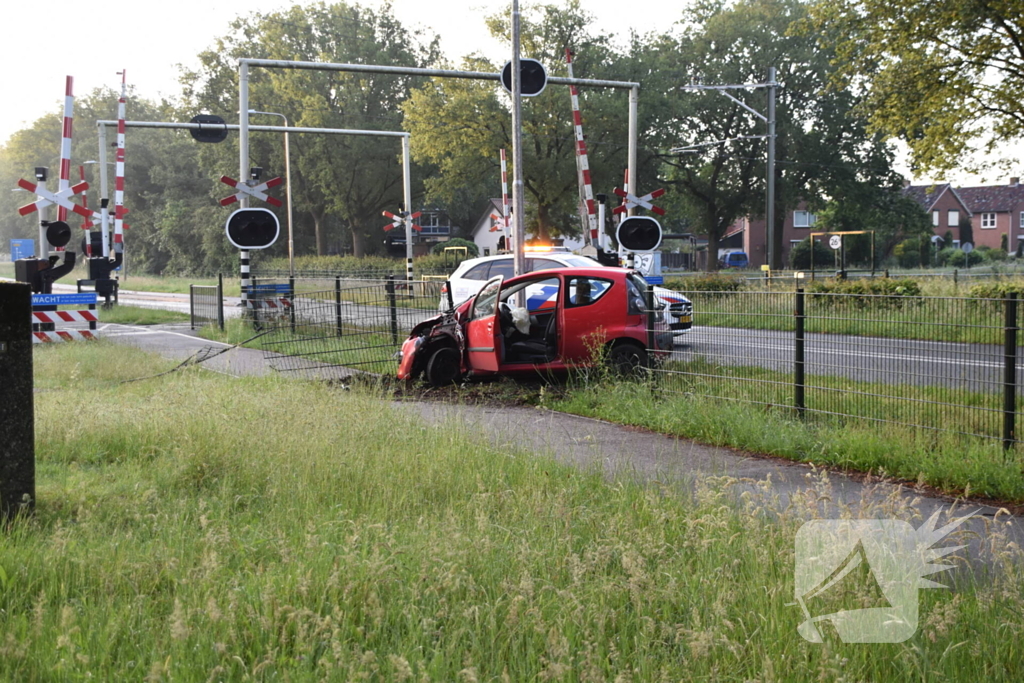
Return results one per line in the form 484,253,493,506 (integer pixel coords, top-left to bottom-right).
956,178,1024,251
729,204,824,267
902,182,972,248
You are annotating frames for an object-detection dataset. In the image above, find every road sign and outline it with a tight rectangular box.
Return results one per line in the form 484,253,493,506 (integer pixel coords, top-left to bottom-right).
501,59,547,97
961,242,974,253
190,114,229,143
225,208,280,250
220,175,283,207
10,240,34,260
31,293,97,306
611,186,666,216
617,216,663,253
829,235,842,250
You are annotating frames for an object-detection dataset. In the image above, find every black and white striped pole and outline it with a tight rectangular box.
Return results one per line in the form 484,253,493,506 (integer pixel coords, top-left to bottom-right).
240,250,251,311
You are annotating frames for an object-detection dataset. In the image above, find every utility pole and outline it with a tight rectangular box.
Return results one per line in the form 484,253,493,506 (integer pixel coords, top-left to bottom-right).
670,69,779,268
766,67,777,270
510,0,526,278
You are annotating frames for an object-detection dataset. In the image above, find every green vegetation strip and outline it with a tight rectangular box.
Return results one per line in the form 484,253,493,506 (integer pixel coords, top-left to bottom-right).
98,305,190,326
554,365,1024,502
7,341,1020,679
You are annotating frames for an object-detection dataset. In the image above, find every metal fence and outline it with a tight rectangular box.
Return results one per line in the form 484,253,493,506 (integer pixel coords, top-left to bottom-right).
651,289,1022,448
254,276,442,376
189,275,224,330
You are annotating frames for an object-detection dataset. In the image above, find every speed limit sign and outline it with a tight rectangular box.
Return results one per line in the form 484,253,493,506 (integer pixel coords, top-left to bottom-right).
829,235,842,250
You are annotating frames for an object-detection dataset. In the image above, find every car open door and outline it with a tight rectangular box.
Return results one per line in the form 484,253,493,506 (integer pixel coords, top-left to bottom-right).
465,275,503,372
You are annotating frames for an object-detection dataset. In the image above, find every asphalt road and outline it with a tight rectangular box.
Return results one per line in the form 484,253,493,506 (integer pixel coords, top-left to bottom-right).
675,325,1024,394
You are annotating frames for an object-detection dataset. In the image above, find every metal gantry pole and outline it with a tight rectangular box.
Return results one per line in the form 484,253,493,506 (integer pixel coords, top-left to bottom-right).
402,135,414,282
96,126,111,257
510,0,526,278
628,86,639,218
766,67,777,270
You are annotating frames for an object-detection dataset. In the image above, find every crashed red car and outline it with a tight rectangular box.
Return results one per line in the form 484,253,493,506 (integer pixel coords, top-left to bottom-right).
397,267,672,386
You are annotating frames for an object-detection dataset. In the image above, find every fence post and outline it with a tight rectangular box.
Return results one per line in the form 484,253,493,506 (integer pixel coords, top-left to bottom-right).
645,283,656,352
386,275,399,346
1003,292,1018,453
795,288,806,418
217,273,224,331
335,276,343,337
289,275,296,334
189,284,196,330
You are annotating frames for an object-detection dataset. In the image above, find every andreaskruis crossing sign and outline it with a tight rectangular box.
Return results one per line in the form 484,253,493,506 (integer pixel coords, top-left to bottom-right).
17,178,92,218
220,175,283,207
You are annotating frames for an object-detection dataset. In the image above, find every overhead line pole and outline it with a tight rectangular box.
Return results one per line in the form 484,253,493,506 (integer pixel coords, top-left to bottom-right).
511,0,526,278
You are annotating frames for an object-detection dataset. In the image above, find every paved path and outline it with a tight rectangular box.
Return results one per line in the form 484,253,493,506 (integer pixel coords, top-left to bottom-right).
94,322,1022,566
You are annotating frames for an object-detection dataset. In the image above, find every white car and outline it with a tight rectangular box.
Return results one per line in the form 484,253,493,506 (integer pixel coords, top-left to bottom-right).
439,252,693,337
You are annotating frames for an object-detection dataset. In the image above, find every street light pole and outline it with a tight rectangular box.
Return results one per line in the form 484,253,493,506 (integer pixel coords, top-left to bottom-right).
249,109,295,278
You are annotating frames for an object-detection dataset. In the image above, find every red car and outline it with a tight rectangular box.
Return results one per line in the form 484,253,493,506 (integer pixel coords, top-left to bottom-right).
397,267,672,386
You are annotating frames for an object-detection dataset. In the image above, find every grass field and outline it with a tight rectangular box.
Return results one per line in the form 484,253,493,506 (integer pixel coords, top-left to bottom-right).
11,341,1022,679
97,304,190,325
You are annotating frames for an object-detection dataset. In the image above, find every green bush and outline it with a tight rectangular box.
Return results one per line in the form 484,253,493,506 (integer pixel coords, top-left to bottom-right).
939,247,983,267
807,277,921,307
429,237,479,257
892,238,925,268
976,245,1009,262
666,272,745,293
788,237,834,270
967,281,1024,299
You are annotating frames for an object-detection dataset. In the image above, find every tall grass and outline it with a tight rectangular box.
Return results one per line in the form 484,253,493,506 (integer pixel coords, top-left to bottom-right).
5,342,1021,679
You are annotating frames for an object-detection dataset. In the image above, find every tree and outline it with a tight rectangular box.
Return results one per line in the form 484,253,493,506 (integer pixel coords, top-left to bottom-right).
182,2,440,257
647,0,903,270
806,0,1024,175
815,186,932,264
404,1,637,241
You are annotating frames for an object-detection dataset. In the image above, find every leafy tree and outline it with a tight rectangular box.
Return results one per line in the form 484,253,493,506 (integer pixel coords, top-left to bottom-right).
182,2,439,257
645,0,907,270
959,215,974,248
789,236,833,269
806,0,1024,175
404,1,638,241
815,186,932,264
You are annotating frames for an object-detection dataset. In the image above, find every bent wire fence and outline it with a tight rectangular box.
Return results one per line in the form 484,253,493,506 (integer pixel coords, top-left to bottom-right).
252,277,442,376
651,289,1022,449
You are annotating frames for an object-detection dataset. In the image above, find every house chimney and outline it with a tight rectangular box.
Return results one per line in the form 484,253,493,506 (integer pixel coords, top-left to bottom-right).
1012,177,1020,186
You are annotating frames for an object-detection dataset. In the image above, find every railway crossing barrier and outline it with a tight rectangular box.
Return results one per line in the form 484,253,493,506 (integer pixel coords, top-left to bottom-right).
29,292,99,343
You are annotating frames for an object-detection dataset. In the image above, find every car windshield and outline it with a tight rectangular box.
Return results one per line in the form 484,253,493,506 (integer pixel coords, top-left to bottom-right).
561,256,600,268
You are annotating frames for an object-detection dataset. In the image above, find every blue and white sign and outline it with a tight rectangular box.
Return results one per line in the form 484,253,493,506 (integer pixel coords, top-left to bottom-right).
645,276,665,285
31,293,98,307
10,239,34,261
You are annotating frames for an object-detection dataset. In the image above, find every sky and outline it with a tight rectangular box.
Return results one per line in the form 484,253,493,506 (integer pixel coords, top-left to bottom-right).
2,0,1019,188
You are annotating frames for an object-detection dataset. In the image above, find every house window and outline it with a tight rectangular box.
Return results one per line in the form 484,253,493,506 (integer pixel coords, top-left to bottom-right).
932,211,940,226
982,213,997,229
948,210,959,226
483,248,490,256
1019,211,1023,229
793,211,817,228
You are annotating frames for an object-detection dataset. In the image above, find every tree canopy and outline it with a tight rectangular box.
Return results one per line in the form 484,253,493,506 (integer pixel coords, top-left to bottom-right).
806,0,1024,175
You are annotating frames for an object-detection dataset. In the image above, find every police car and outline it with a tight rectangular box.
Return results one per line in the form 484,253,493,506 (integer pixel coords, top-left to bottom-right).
439,250,693,338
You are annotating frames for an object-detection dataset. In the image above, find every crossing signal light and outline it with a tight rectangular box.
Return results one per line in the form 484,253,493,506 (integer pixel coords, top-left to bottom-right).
501,59,548,97
616,216,662,253
225,208,279,250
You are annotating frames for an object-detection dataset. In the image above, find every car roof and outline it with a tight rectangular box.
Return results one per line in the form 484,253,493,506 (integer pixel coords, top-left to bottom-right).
456,252,593,268
502,266,631,283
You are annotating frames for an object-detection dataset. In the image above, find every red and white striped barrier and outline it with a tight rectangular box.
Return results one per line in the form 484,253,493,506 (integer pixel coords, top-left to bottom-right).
33,330,97,344
57,76,74,229
114,70,128,253
489,149,512,241
32,310,98,324
249,298,293,310
220,175,283,207
565,49,598,245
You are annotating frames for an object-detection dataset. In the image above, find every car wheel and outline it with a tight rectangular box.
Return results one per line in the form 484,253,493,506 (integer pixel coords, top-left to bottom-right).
608,341,650,376
426,346,462,387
